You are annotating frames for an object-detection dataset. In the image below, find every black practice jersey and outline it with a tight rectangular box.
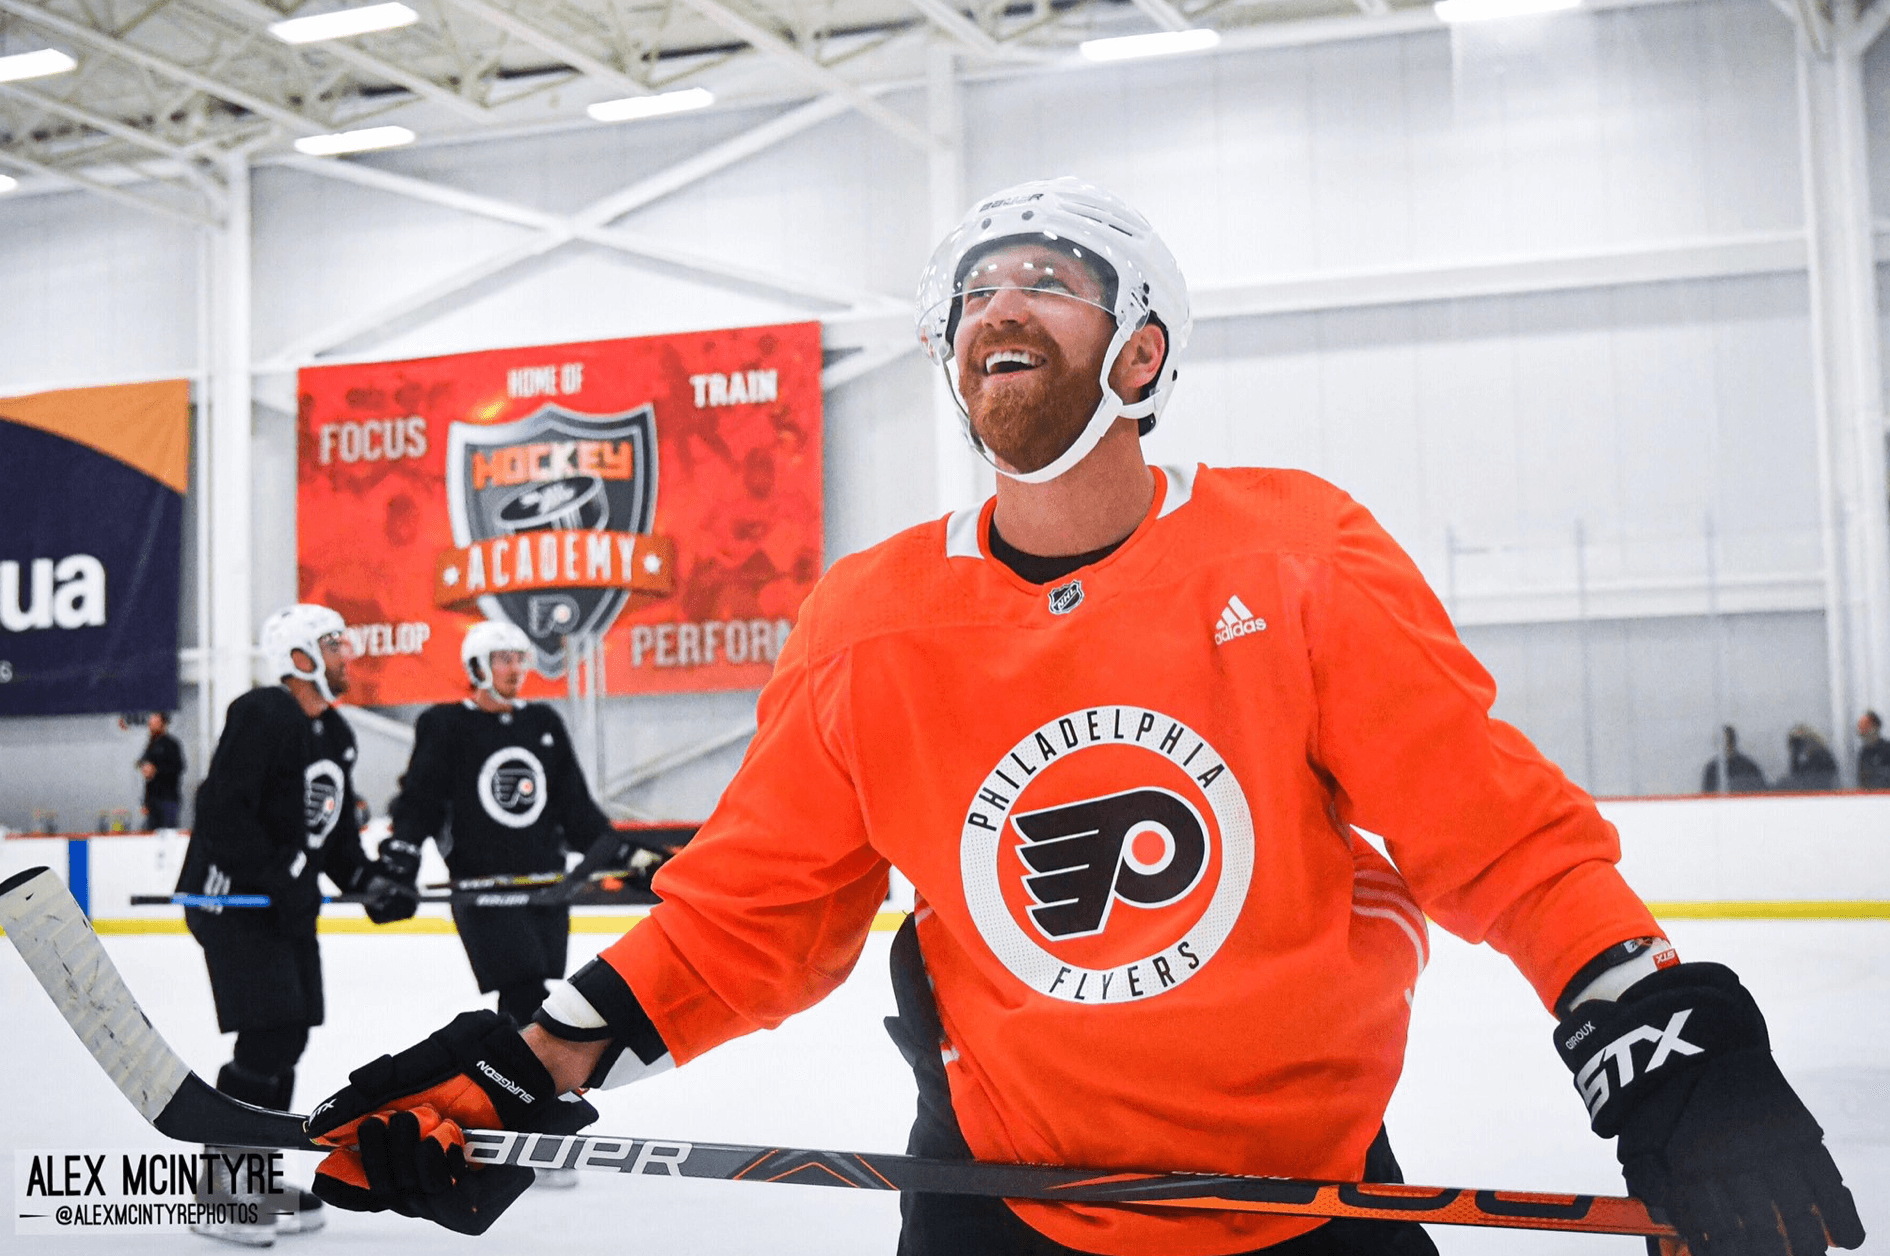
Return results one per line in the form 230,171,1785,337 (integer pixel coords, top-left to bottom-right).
177,686,371,926
390,701,611,879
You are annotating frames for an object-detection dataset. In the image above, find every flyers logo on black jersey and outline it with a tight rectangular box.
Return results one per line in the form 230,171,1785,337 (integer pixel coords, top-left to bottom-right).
1013,788,1209,939
960,706,1255,1005
478,746,549,829
304,760,346,848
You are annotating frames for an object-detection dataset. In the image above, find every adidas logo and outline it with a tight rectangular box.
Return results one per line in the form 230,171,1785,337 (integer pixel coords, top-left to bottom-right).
1213,595,1266,645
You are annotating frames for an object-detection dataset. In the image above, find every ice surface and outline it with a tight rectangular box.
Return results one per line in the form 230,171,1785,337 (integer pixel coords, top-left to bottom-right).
3,920,1883,1254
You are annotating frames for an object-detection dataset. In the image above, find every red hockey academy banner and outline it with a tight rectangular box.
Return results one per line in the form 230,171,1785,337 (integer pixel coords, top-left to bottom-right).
297,324,823,705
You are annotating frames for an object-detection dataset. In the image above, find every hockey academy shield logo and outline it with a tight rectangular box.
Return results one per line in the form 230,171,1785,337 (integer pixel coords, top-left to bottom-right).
961,707,1254,1004
445,405,662,678
477,746,549,829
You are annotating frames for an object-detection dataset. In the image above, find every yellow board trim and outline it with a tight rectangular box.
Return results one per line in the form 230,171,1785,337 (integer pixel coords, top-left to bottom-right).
1645,901,1890,919
85,909,918,937
68,903,1890,938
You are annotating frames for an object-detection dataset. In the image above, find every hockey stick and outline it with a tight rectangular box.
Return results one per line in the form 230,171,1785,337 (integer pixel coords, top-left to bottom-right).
128,892,450,908
127,881,657,909
0,866,1675,1240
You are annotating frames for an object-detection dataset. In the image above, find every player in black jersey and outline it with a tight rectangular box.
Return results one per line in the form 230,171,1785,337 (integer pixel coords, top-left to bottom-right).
176,602,419,1245
385,620,615,1025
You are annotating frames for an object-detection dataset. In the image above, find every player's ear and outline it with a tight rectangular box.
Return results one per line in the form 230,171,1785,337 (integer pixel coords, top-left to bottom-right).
290,647,315,673
1111,321,1167,399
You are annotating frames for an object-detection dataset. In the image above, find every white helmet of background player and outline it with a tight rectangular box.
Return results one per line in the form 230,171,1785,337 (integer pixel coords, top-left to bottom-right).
916,176,1192,484
260,603,348,703
462,620,533,699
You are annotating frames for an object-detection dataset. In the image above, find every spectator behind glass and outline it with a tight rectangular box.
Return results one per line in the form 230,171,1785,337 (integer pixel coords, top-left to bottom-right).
1701,724,1767,794
137,711,185,830
1779,724,1839,792
1858,711,1890,790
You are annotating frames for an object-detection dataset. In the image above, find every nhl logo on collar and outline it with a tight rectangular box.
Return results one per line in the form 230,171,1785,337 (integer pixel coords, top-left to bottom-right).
1047,579,1084,615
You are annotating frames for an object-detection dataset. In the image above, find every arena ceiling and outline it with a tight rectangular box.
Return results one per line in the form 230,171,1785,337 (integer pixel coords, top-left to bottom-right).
0,0,1721,227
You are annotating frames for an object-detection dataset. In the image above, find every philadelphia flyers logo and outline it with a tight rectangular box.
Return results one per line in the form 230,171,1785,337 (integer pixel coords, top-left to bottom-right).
961,707,1254,1005
1013,788,1209,939
477,746,548,829
304,760,346,848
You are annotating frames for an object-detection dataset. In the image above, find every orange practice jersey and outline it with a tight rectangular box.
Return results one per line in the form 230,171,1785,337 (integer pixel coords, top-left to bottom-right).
599,464,1659,1255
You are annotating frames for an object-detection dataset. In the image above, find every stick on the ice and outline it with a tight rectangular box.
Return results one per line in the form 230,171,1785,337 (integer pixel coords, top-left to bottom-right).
0,866,1677,1240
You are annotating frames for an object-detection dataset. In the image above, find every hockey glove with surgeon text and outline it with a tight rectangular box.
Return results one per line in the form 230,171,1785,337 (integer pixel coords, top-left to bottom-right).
1554,962,1864,1256
307,1010,597,1234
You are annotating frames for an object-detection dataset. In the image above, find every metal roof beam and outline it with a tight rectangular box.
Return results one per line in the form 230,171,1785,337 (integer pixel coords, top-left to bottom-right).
275,151,894,306
0,147,218,228
195,0,498,123
1128,0,1192,33
672,0,941,151
901,0,1007,58
0,0,321,134
575,90,855,225
258,115,902,367
0,80,227,205
436,0,649,97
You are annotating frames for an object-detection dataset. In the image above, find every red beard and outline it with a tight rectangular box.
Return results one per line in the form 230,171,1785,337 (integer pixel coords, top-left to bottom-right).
956,327,1106,475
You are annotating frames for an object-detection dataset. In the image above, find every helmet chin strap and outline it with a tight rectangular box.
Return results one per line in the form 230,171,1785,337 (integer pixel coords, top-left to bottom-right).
284,654,336,705
472,661,520,708
954,321,1154,486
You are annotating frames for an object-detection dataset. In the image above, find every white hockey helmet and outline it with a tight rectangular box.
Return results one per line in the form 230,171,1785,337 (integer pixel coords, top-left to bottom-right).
916,176,1192,484
260,603,348,703
462,619,533,695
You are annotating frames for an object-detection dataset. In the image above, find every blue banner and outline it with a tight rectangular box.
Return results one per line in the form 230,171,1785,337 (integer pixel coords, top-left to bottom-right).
0,382,189,716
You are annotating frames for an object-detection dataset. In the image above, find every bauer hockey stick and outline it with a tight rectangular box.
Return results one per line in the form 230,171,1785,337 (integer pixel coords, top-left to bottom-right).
0,866,1677,1240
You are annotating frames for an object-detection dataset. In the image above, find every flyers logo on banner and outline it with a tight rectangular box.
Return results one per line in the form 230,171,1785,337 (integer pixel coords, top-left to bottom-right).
296,323,824,704
440,404,674,678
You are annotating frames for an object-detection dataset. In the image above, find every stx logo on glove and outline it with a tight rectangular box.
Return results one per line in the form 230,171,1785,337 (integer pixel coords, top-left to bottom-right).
1573,1009,1703,1118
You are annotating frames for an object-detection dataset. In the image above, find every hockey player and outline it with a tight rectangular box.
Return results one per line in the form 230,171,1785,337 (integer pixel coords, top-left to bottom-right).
177,603,419,1244
305,181,1864,1256
383,619,616,1024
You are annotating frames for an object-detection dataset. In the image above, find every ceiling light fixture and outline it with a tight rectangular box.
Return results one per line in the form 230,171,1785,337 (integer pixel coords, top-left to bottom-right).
1079,29,1220,62
270,3,418,44
294,125,416,156
1433,0,1580,22
587,87,716,123
0,49,78,83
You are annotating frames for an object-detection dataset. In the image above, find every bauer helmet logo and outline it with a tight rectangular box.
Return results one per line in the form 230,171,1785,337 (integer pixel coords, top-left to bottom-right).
1012,788,1209,939
1047,579,1084,616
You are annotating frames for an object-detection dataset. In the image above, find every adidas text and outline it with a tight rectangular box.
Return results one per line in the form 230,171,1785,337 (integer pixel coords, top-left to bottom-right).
1213,595,1266,645
476,1060,534,1103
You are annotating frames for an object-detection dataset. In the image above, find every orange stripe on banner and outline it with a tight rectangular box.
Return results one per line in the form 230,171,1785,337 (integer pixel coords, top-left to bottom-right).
0,379,191,494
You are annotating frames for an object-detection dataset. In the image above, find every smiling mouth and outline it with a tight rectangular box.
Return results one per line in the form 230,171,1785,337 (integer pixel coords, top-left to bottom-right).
983,349,1046,375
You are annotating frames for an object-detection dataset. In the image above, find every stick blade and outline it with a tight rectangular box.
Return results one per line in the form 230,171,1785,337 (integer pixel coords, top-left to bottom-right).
0,866,193,1123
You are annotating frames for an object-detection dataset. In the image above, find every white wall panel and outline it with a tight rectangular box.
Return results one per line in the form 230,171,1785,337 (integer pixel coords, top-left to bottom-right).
0,193,199,395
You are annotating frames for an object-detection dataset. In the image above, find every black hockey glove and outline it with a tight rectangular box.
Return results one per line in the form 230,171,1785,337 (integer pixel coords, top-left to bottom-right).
375,837,423,883
308,1010,597,1234
1553,962,1864,1256
357,870,420,924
